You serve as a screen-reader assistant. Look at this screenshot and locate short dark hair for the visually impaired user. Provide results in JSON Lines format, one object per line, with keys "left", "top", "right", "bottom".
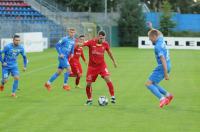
{"left": 79, "top": 35, "right": 85, "bottom": 38}
{"left": 13, "top": 35, "right": 20, "bottom": 39}
{"left": 98, "top": 30, "right": 106, "bottom": 36}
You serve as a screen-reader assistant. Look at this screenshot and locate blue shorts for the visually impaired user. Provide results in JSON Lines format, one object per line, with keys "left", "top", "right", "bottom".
{"left": 148, "top": 62, "right": 171, "bottom": 84}
{"left": 2, "top": 66, "right": 19, "bottom": 80}
{"left": 58, "top": 57, "right": 70, "bottom": 69}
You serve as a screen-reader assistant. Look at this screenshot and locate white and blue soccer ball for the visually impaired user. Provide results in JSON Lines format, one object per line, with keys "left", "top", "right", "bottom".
{"left": 98, "top": 96, "right": 108, "bottom": 106}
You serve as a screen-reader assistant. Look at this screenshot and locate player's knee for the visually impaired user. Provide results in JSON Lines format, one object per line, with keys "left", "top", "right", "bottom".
{"left": 145, "top": 81, "right": 152, "bottom": 87}
{"left": 14, "top": 76, "right": 20, "bottom": 80}
{"left": 66, "top": 67, "right": 71, "bottom": 72}
{"left": 3, "top": 79, "right": 8, "bottom": 84}
{"left": 104, "top": 76, "right": 111, "bottom": 82}
{"left": 57, "top": 70, "right": 62, "bottom": 75}
{"left": 86, "top": 83, "right": 92, "bottom": 88}
{"left": 77, "top": 73, "right": 82, "bottom": 77}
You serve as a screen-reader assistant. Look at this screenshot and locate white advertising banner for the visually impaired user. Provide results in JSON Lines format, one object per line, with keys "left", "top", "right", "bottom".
{"left": 1, "top": 32, "right": 48, "bottom": 52}
{"left": 138, "top": 37, "right": 200, "bottom": 50}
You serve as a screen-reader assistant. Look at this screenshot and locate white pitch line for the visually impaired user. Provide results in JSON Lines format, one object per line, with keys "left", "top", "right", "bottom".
{"left": 21, "top": 64, "right": 57, "bottom": 76}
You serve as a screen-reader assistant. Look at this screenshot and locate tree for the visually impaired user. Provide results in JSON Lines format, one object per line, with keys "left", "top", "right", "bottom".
{"left": 56, "top": 0, "right": 119, "bottom": 12}
{"left": 118, "top": 0, "right": 146, "bottom": 46}
{"left": 159, "top": 1, "right": 176, "bottom": 36}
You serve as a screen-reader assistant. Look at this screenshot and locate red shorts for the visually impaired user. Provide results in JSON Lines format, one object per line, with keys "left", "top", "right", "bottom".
{"left": 70, "top": 62, "right": 82, "bottom": 76}
{"left": 86, "top": 66, "right": 110, "bottom": 82}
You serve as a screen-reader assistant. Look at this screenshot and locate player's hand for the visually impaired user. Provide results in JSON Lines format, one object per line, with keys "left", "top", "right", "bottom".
{"left": 147, "top": 21, "right": 153, "bottom": 29}
{"left": 77, "top": 42, "right": 82, "bottom": 47}
{"left": 23, "top": 67, "right": 26, "bottom": 72}
{"left": 59, "top": 54, "right": 64, "bottom": 58}
{"left": 2, "top": 62, "right": 7, "bottom": 67}
{"left": 113, "top": 62, "right": 117, "bottom": 68}
{"left": 164, "top": 74, "right": 169, "bottom": 80}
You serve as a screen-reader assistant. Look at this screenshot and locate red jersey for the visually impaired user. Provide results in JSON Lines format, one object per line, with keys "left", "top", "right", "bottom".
{"left": 69, "top": 45, "right": 86, "bottom": 64}
{"left": 83, "top": 39, "right": 110, "bottom": 67}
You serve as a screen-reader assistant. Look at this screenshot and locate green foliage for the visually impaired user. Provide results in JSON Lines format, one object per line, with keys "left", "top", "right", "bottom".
{"left": 160, "top": 1, "right": 176, "bottom": 36}
{"left": 171, "top": 31, "right": 200, "bottom": 37}
{"left": 56, "top": 0, "right": 119, "bottom": 12}
{"left": 142, "top": 0, "right": 198, "bottom": 13}
{"left": 118, "top": 0, "right": 147, "bottom": 46}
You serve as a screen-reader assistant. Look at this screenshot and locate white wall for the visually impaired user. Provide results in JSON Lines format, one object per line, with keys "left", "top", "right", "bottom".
{"left": 138, "top": 37, "right": 200, "bottom": 50}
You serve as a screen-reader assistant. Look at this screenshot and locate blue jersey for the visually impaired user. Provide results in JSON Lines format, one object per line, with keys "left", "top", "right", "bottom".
{"left": 154, "top": 36, "right": 170, "bottom": 67}
{"left": 0, "top": 43, "right": 27, "bottom": 68}
{"left": 55, "top": 36, "right": 75, "bottom": 58}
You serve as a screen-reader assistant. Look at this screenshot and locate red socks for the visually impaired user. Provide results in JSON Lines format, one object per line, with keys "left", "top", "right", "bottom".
{"left": 107, "top": 81, "right": 115, "bottom": 96}
{"left": 76, "top": 77, "right": 80, "bottom": 85}
{"left": 86, "top": 86, "right": 92, "bottom": 100}
{"left": 86, "top": 81, "right": 114, "bottom": 100}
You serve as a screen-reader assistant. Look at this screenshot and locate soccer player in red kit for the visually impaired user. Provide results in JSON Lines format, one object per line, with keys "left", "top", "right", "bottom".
{"left": 79, "top": 31, "right": 117, "bottom": 105}
{"left": 69, "top": 35, "right": 87, "bottom": 88}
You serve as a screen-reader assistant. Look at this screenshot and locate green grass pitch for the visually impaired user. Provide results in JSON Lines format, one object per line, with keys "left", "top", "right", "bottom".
{"left": 0, "top": 47, "right": 200, "bottom": 132}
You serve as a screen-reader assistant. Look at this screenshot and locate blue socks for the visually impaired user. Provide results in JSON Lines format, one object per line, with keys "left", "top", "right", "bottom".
{"left": 64, "top": 72, "right": 70, "bottom": 84}
{"left": 146, "top": 84, "right": 169, "bottom": 100}
{"left": 155, "top": 84, "right": 168, "bottom": 96}
{"left": 147, "top": 84, "right": 163, "bottom": 99}
{"left": 12, "top": 80, "right": 19, "bottom": 93}
{"left": 49, "top": 73, "right": 59, "bottom": 83}
{"left": 48, "top": 71, "right": 70, "bottom": 85}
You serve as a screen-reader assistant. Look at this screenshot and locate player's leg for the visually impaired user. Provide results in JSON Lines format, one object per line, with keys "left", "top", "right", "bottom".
{"left": 75, "top": 74, "right": 81, "bottom": 88}
{"left": 145, "top": 80, "right": 163, "bottom": 99}
{"left": 75, "top": 64, "right": 82, "bottom": 88}
{"left": 45, "top": 68, "right": 63, "bottom": 91}
{"left": 69, "top": 63, "right": 76, "bottom": 77}
{"left": 154, "top": 84, "right": 173, "bottom": 105}
{"left": 100, "top": 67, "right": 116, "bottom": 103}
{"left": 85, "top": 67, "right": 97, "bottom": 105}
{"left": 11, "top": 76, "right": 19, "bottom": 97}
{"left": 103, "top": 76, "right": 116, "bottom": 103}
{"left": 154, "top": 64, "right": 173, "bottom": 104}
{"left": 11, "top": 67, "right": 20, "bottom": 97}
{"left": 85, "top": 82, "right": 93, "bottom": 105}
{"left": 0, "top": 67, "right": 9, "bottom": 91}
{"left": 145, "top": 80, "right": 169, "bottom": 108}
{"left": 63, "top": 66, "right": 71, "bottom": 91}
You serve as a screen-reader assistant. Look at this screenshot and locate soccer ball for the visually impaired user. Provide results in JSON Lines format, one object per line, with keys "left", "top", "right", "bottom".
{"left": 98, "top": 96, "right": 108, "bottom": 106}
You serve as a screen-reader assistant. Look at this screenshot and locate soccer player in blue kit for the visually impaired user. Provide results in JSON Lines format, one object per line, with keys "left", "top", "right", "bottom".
{"left": 0, "top": 35, "right": 27, "bottom": 97}
{"left": 44, "top": 28, "right": 76, "bottom": 91}
{"left": 145, "top": 29, "right": 174, "bottom": 108}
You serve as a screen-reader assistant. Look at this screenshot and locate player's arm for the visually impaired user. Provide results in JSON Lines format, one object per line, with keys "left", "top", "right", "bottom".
{"left": 107, "top": 49, "right": 117, "bottom": 68}
{"left": 20, "top": 47, "right": 27, "bottom": 71}
{"left": 0, "top": 50, "right": 3, "bottom": 64}
{"left": 147, "top": 21, "right": 154, "bottom": 30}
{"left": 81, "top": 50, "right": 87, "bottom": 65}
{"left": 156, "top": 44, "right": 169, "bottom": 80}
{"left": 0, "top": 46, "right": 8, "bottom": 66}
{"left": 68, "top": 44, "right": 74, "bottom": 61}
{"left": 78, "top": 40, "right": 90, "bottom": 47}
{"left": 56, "top": 38, "right": 65, "bottom": 58}
{"left": 160, "top": 56, "right": 169, "bottom": 80}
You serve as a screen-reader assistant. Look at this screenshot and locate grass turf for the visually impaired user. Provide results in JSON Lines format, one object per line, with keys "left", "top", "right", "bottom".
{"left": 0, "top": 47, "right": 200, "bottom": 132}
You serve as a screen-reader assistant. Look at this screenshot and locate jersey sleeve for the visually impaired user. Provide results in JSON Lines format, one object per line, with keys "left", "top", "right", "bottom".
{"left": 155, "top": 44, "right": 164, "bottom": 57}
{"left": 83, "top": 40, "right": 92, "bottom": 47}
